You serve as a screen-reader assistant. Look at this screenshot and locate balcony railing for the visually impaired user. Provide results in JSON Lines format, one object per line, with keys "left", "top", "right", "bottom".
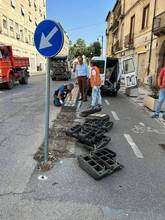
{"left": 153, "top": 12, "right": 165, "bottom": 36}
{"left": 124, "top": 34, "right": 134, "bottom": 49}
{"left": 112, "top": 20, "right": 119, "bottom": 32}
{"left": 112, "top": 40, "right": 122, "bottom": 53}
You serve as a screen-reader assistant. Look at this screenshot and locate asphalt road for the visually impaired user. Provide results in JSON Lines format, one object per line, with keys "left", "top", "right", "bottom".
{"left": 0, "top": 75, "right": 60, "bottom": 194}
{"left": 0, "top": 85, "right": 165, "bottom": 220}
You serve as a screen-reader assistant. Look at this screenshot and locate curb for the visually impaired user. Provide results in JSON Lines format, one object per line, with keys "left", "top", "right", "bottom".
{"left": 30, "top": 72, "right": 45, "bottom": 77}
{"left": 62, "top": 86, "right": 79, "bottom": 112}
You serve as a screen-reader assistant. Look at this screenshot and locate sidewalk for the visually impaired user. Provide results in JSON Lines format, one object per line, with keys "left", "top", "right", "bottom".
{"left": 120, "top": 86, "right": 165, "bottom": 127}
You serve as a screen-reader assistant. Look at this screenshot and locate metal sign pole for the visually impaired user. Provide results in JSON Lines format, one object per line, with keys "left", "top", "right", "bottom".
{"left": 34, "top": 20, "right": 64, "bottom": 164}
{"left": 44, "top": 58, "right": 50, "bottom": 163}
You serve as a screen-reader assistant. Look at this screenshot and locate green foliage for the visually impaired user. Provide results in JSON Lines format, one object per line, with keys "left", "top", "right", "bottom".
{"left": 69, "top": 38, "right": 102, "bottom": 60}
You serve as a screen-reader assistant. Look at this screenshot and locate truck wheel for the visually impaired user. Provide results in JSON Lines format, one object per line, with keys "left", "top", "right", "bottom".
{"left": 19, "top": 74, "right": 28, "bottom": 85}
{"left": 22, "top": 75, "right": 29, "bottom": 84}
{"left": 7, "top": 74, "right": 14, "bottom": 89}
{"left": 113, "top": 91, "right": 118, "bottom": 97}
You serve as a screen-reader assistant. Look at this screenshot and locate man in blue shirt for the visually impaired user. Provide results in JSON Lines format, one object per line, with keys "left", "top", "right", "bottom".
{"left": 75, "top": 56, "right": 89, "bottom": 102}
{"left": 53, "top": 83, "right": 74, "bottom": 106}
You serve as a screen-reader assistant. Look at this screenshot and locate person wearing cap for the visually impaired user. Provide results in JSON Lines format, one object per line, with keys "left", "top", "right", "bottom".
{"left": 90, "top": 61, "right": 102, "bottom": 109}
{"left": 53, "top": 83, "right": 74, "bottom": 107}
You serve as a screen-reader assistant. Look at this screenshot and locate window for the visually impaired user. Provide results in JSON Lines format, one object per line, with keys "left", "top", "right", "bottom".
{"left": 120, "top": 23, "right": 124, "bottom": 48}
{"left": 142, "top": 4, "right": 149, "bottom": 29}
{"left": 15, "top": 23, "right": 20, "bottom": 39}
{"left": 0, "top": 48, "right": 9, "bottom": 58}
{"left": 130, "top": 15, "right": 135, "bottom": 42}
{"left": 43, "top": 0, "right": 45, "bottom": 7}
{"left": 34, "top": 2, "right": 37, "bottom": 11}
{"left": 15, "top": 23, "right": 19, "bottom": 34}
{"left": 24, "top": 29, "right": 28, "bottom": 43}
{"left": 11, "top": 0, "right": 16, "bottom": 8}
{"left": 39, "top": 8, "right": 42, "bottom": 17}
{"left": 20, "top": 26, "right": 24, "bottom": 41}
{"left": 28, "top": 32, "right": 31, "bottom": 44}
{"left": 29, "top": 12, "right": 32, "bottom": 22}
{"left": 123, "top": 59, "right": 135, "bottom": 74}
{"left": 9, "top": 19, "right": 14, "bottom": 37}
{"left": 35, "top": 18, "right": 37, "bottom": 27}
{"left": 0, "top": 50, "right": 2, "bottom": 59}
{"left": 21, "top": 5, "right": 25, "bottom": 16}
{"left": 2, "top": 15, "right": 8, "bottom": 34}
{"left": 28, "top": 0, "right": 31, "bottom": 7}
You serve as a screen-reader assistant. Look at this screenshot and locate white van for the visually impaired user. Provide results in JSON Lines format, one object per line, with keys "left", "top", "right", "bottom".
{"left": 91, "top": 56, "right": 137, "bottom": 96}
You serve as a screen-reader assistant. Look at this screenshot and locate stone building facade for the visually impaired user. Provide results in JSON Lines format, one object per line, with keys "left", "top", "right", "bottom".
{"left": 0, "top": 0, "right": 47, "bottom": 73}
{"left": 106, "top": 0, "right": 165, "bottom": 85}
{"left": 0, "top": 0, "right": 70, "bottom": 73}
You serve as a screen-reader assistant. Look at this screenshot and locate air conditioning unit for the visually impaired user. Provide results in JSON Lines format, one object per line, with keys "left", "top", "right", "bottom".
{"left": 16, "top": 34, "right": 20, "bottom": 39}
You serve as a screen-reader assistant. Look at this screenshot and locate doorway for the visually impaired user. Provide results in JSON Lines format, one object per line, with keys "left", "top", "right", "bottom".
{"left": 158, "top": 40, "right": 165, "bottom": 72}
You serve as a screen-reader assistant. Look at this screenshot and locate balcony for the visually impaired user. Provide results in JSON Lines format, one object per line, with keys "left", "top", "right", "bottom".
{"left": 112, "top": 40, "right": 122, "bottom": 53}
{"left": 112, "top": 20, "right": 119, "bottom": 33}
{"left": 153, "top": 12, "right": 165, "bottom": 36}
{"left": 124, "top": 34, "right": 134, "bottom": 49}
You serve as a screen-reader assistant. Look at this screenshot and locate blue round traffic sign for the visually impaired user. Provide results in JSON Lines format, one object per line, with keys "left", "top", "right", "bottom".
{"left": 34, "top": 20, "right": 64, "bottom": 57}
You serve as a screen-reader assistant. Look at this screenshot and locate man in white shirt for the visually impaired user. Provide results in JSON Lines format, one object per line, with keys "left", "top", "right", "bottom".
{"left": 75, "top": 56, "right": 89, "bottom": 102}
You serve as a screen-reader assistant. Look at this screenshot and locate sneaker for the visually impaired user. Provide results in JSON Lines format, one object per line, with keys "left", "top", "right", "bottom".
{"left": 78, "top": 98, "right": 83, "bottom": 101}
{"left": 151, "top": 114, "right": 159, "bottom": 119}
{"left": 97, "top": 104, "right": 102, "bottom": 108}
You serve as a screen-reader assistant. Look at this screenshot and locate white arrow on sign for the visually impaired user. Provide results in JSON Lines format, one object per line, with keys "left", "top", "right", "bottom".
{"left": 39, "top": 26, "right": 58, "bottom": 50}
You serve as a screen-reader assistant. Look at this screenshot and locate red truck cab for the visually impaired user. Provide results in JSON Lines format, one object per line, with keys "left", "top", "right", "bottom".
{"left": 0, "top": 45, "right": 30, "bottom": 89}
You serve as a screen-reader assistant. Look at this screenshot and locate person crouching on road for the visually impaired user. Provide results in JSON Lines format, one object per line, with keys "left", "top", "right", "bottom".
{"left": 53, "top": 83, "right": 74, "bottom": 107}
{"left": 75, "top": 56, "right": 89, "bottom": 102}
{"left": 90, "top": 61, "right": 102, "bottom": 109}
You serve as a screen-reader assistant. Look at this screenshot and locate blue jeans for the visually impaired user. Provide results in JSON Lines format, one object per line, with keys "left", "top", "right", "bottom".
{"left": 155, "top": 88, "right": 165, "bottom": 116}
{"left": 91, "top": 86, "right": 102, "bottom": 107}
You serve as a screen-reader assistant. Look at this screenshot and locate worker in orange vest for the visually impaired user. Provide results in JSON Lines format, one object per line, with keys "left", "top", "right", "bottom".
{"left": 90, "top": 61, "right": 102, "bottom": 109}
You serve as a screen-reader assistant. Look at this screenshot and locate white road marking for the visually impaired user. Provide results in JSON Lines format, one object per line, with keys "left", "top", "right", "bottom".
{"left": 139, "top": 122, "right": 145, "bottom": 127}
{"left": 105, "top": 99, "right": 110, "bottom": 106}
{"left": 111, "top": 111, "right": 120, "bottom": 121}
{"left": 0, "top": 91, "right": 4, "bottom": 94}
{"left": 124, "top": 134, "right": 144, "bottom": 159}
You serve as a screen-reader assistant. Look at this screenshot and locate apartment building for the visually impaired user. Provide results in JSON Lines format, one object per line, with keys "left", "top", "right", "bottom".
{"left": 106, "top": 0, "right": 165, "bottom": 85}
{"left": 0, "top": 0, "right": 46, "bottom": 73}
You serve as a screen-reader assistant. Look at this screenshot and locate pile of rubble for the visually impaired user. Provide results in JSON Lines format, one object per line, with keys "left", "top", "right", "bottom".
{"left": 66, "top": 113, "right": 123, "bottom": 180}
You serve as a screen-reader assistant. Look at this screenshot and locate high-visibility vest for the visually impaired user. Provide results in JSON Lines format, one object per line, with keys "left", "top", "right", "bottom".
{"left": 90, "top": 66, "right": 101, "bottom": 88}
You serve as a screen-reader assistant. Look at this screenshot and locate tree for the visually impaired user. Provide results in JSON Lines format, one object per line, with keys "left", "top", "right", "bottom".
{"left": 85, "top": 42, "right": 101, "bottom": 58}
{"left": 92, "top": 41, "right": 102, "bottom": 56}
{"left": 69, "top": 38, "right": 87, "bottom": 59}
{"left": 69, "top": 39, "right": 102, "bottom": 60}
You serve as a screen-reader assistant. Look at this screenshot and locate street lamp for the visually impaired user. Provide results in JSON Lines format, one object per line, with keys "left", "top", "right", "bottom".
{"left": 97, "top": 35, "right": 104, "bottom": 56}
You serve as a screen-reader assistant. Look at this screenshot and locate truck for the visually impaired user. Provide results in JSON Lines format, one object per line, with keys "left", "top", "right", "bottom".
{"left": 50, "top": 56, "right": 71, "bottom": 81}
{"left": 0, "top": 45, "right": 30, "bottom": 89}
{"left": 91, "top": 56, "right": 137, "bottom": 96}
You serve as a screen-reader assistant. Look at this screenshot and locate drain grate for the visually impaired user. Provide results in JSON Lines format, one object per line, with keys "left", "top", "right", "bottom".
{"left": 159, "top": 144, "right": 165, "bottom": 150}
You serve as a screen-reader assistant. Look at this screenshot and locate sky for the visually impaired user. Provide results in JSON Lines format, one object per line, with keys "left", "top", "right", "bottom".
{"left": 47, "top": 0, "right": 116, "bottom": 45}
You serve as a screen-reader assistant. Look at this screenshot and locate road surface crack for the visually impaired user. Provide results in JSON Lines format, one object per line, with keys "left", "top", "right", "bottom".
{"left": 0, "top": 191, "right": 34, "bottom": 198}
